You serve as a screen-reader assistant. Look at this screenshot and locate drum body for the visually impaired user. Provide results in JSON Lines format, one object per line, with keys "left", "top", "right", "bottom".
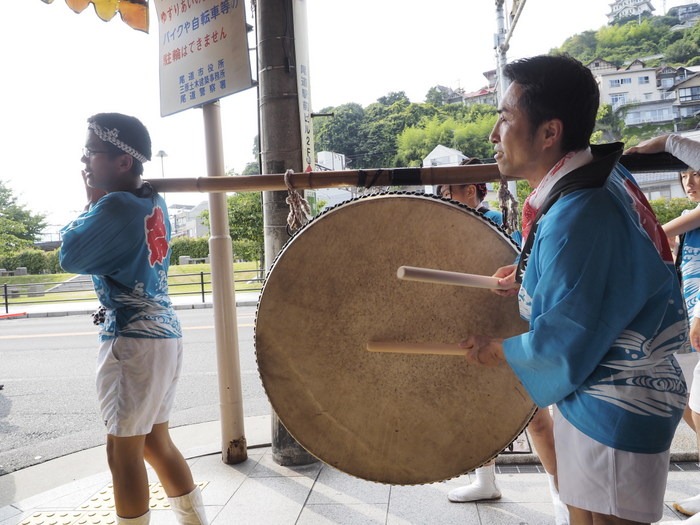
{"left": 255, "top": 193, "right": 535, "bottom": 485}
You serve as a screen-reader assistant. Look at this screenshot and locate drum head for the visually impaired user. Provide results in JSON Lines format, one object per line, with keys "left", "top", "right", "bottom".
{"left": 255, "top": 193, "right": 534, "bottom": 485}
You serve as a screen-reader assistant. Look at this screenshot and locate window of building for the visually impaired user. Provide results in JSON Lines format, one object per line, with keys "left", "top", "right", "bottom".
{"left": 621, "top": 77, "right": 632, "bottom": 85}
{"left": 679, "top": 86, "right": 700, "bottom": 102}
{"left": 638, "top": 76, "right": 650, "bottom": 84}
{"left": 611, "top": 93, "right": 627, "bottom": 106}
{"left": 645, "top": 186, "right": 671, "bottom": 200}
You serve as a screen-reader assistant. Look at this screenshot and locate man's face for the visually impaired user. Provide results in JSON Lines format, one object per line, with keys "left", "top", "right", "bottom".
{"left": 81, "top": 131, "right": 121, "bottom": 191}
{"left": 489, "top": 83, "right": 539, "bottom": 181}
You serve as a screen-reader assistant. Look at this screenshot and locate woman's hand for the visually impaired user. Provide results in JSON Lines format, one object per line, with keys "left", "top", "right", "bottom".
{"left": 624, "top": 135, "right": 669, "bottom": 155}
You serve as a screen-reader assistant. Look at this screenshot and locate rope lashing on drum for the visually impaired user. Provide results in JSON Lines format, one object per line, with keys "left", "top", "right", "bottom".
{"left": 284, "top": 168, "right": 312, "bottom": 234}
{"left": 498, "top": 175, "right": 520, "bottom": 235}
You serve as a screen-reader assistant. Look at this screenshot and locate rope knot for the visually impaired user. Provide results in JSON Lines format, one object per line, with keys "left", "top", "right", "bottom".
{"left": 284, "top": 169, "right": 311, "bottom": 233}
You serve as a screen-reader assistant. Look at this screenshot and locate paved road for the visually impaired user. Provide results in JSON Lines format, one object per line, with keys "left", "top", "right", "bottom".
{"left": 0, "top": 306, "right": 269, "bottom": 475}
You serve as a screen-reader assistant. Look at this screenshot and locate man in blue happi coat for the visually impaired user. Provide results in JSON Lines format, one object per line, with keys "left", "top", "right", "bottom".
{"left": 462, "top": 55, "right": 688, "bottom": 525}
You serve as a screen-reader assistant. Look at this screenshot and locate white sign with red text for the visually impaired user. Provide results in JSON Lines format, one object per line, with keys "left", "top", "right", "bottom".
{"left": 156, "top": 0, "right": 253, "bottom": 117}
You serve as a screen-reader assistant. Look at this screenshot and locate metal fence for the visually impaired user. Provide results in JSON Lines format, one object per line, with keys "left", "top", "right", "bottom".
{"left": 1, "top": 271, "right": 264, "bottom": 314}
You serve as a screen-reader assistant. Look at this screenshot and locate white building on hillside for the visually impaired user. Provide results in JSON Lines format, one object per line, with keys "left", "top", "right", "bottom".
{"left": 587, "top": 58, "right": 700, "bottom": 127}
{"left": 607, "top": 0, "right": 654, "bottom": 24}
{"left": 422, "top": 145, "right": 467, "bottom": 167}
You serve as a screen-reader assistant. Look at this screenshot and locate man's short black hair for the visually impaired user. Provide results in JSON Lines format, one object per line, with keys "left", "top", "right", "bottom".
{"left": 503, "top": 54, "right": 599, "bottom": 152}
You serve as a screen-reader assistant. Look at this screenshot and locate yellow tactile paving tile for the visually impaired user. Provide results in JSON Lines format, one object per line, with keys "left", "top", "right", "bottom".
{"left": 79, "top": 481, "right": 207, "bottom": 511}
{"left": 20, "top": 482, "right": 208, "bottom": 524}
{"left": 20, "top": 511, "right": 115, "bottom": 525}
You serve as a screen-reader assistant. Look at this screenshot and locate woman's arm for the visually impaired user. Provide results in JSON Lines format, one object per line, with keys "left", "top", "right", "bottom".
{"left": 663, "top": 206, "right": 700, "bottom": 238}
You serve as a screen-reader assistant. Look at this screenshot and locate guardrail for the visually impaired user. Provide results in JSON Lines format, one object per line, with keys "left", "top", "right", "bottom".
{"left": 1, "top": 271, "right": 264, "bottom": 314}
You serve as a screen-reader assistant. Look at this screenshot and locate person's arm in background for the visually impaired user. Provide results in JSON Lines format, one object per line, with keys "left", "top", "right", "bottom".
{"left": 625, "top": 134, "right": 700, "bottom": 170}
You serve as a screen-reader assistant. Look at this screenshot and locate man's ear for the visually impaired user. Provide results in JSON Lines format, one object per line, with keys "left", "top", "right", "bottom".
{"left": 541, "top": 119, "right": 564, "bottom": 149}
{"left": 116, "top": 153, "right": 134, "bottom": 173}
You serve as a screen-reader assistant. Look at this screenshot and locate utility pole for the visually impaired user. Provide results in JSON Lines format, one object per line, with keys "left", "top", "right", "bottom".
{"left": 495, "top": 0, "right": 526, "bottom": 199}
{"left": 495, "top": 0, "right": 526, "bottom": 104}
{"left": 495, "top": 0, "right": 509, "bottom": 104}
{"left": 256, "top": 0, "right": 317, "bottom": 467}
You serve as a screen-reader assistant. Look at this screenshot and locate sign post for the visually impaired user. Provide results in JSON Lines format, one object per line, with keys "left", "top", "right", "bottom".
{"left": 156, "top": 0, "right": 254, "bottom": 464}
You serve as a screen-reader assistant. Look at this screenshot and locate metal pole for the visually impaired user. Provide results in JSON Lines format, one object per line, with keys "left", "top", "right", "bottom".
{"left": 257, "top": 0, "right": 317, "bottom": 467}
{"left": 495, "top": 0, "right": 509, "bottom": 104}
{"left": 495, "top": 0, "right": 518, "bottom": 199}
{"left": 202, "top": 101, "right": 247, "bottom": 464}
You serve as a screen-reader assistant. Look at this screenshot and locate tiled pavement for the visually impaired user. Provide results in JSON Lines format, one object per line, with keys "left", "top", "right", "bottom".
{"left": 3, "top": 297, "right": 700, "bottom": 524}
{"left": 1, "top": 415, "right": 700, "bottom": 525}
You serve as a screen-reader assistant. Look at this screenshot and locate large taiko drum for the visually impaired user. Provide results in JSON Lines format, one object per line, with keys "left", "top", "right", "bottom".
{"left": 255, "top": 193, "right": 535, "bottom": 485}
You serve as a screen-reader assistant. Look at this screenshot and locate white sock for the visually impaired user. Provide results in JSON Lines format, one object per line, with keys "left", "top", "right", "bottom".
{"left": 547, "top": 474, "right": 569, "bottom": 525}
{"left": 447, "top": 464, "right": 501, "bottom": 502}
{"left": 665, "top": 511, "right": 700, "bottom": 525}
{"left": 675, "top": 493, "right": 700, "bottom": 516}
{"left": 116, "top": 510, "right": 150, "bottom": 524}
{"left": 169, "top": 486, "right": 208, "bottom": 525}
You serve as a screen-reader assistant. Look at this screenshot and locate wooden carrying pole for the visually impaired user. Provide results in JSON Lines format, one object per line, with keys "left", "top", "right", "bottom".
{"left": 145, "top": 153, "right": 685, "bottom": 194}
{"left": 147, "top": 163, "right": 507, "bottom": 193}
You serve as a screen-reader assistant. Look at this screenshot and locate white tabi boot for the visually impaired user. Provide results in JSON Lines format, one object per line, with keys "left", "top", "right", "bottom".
{"left": 547, "top": 474, "right": 570, "bottom": 525}
{"left": 676, "top": 493, "right": 700, "bottom": 516}
{"left": 169, "top": 486, "right": 208, "bottom": 525}
{"left": 448, "top": 463, "right": 501, "bottom": 502}
{"left": 665, "top": 511, "right": 700, "bottom": 525}
{"left": 116, "top": 510, "right": 150, "bottom": 524}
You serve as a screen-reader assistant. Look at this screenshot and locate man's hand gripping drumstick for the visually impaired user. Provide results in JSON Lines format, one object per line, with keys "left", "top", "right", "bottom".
{"left": 367, "top": 263, "right": 519, "bottom": 364}
{"left": 461, "top": 263, "right": 516, "bottom": 366}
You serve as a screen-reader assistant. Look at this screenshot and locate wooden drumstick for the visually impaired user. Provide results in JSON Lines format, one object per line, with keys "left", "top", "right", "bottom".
{"left": 397, "top": 266, "right": 517, "bottom": 290}
{"left": 366, "top": 341, "right": 467, "bottom": 356}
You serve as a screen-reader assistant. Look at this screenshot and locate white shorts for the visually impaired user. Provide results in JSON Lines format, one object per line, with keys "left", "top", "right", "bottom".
{"left": 96, "top": 337, "right": 183, "bottom": 437}
{"left": 676, "top": 351, "right": 698, "bottom": 393}
{"left": 689, "top": 356, "right": 700, "bottom": 413}
{"left": 553, "top": 408, "right": 669, "bottom": 523}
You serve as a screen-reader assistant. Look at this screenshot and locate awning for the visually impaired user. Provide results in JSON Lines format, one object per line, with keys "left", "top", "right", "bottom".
{"left": 40, "top": 0, "right": 149, "bottom": 33}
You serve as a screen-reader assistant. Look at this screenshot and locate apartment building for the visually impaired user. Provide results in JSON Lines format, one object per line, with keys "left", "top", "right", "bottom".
{"left": 587, "top": 57, "right": 700, "bottom": 127}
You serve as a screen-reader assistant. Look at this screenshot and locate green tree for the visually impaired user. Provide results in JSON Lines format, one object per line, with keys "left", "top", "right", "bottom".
{"left": 594, "top": 103, "right": 626, "bottom": 143}
{"left": 241, "top": 161, "right": 260, "bottom": 175}
{"left": 170, "top": 237, "right": 210, "bottom": 263}
{"left": 227, "top": 192, "right": 264, "bottom": 267}
{"left": 516, "top": 180, "right": 533, "bottom": 205}
{"left": 314, "top": 103, "right": 365, "bottom": 166}
{"left": 201, "top": 190, "right": 264, "bottom": 267}
{"left": 0, "top": 181, "right": 46, "bottom": 259}
{"left": 559, "top": 30, "right": 599, "bottom": 64}
{"left": 666, "top": 39, "right": 700, "bottom": 63}
{"left": 425, "top": 86, "right": 445, "bottom": 106}
{"left": 649, "top": 197, "right": 697, "bottom": 225}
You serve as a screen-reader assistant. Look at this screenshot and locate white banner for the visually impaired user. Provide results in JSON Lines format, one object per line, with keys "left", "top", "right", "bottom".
{"left": 293, "top": 0, "right": 314, "bottom": 172}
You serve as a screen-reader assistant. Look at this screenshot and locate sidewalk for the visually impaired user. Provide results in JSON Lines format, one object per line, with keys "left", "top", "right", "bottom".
{"left": 0, "top": 291, "right": 261, "bottom": 319}
{"left": 2, "top": 299, "right": 700, "bottom": 524}
{"left": 1, "top": 414, "right": 699, "bottom": 525}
